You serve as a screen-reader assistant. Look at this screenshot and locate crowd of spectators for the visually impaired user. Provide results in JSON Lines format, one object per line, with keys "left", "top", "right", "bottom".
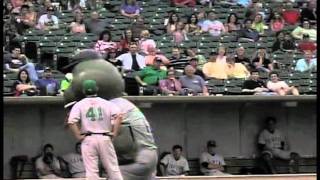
{"left": 3, "top": 0, "right": 317, "bottom": 97}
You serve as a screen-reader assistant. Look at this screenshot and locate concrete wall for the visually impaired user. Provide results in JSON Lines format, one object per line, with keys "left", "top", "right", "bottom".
{"left": 3, "top": 100, "right": 316, "bottom": 179}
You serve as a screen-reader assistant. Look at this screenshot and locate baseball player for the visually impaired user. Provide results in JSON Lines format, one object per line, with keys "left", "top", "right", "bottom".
{"left": 110, "top": 97, "right": 158, "bottom": 180}
{"left": 67, "top": 79, "right": 123, "bottom": 180}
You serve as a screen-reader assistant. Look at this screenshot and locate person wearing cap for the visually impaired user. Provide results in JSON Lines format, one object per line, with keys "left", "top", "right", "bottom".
{"left": 200, "top": 140, "right": 227, "bottom": 176}
{"left": 258, "top": 117, "right": 300, "bottom": 174}
{"left": 135, "top": 58, "right": 167, "bottom": 95}
{"left": 160, "top": 145, "right": 190, "bottom": 176}
{"left": 159, "top": 69, "right": 182, "bottom": 96}
{"left": 67, "top": 79, "right": 123, "bottom": 180}
{"left": 37, "top": 6, "right": 59, "bottom": 30}
{"left": 35, "top": 67, "right": 60, "bottom": 96}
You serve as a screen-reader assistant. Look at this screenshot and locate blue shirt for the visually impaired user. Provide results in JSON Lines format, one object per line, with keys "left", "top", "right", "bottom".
{"left": 236, "top": 0, "right": 251, "bottom": 7}
{"left": 295, "top": 58, "right": 317, "bottom": 72}
{"left": 121, "top": 4, "right": 140, "bottom": 14}
{"left": 35, "top": 78, "right": 60, "bottom": 95}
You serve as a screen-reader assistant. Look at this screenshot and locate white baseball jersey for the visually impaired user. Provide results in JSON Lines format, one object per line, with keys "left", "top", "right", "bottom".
{"left": 258, "top": 129, "right": 285, "bottom": 149}
{"left": 161, "top": 154, "right": 190, "bottom": 176}
{"left": 62, "top": 153, "right": 85, "bottom": 175}
{"left": 110, "top": 97, "right": 157, "bottom": 149}
{"left": 200, "top": 152, "right": 226, "bottom": 175}
{"left": 68, "top": 97, "right": 120, "bottom": 133}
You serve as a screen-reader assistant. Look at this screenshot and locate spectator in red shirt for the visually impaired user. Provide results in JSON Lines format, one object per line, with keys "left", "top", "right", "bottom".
{"left": 171, "top": 0, "right": 196, "bottom": 7}
{"left": 119, "top": 29, "right": 135, "bottom": 53}
{"left": 297, "top": 34, "right": 317, "bottom": 53}
{"left": 282, "top": 2, "right": 300, "bottom": 25}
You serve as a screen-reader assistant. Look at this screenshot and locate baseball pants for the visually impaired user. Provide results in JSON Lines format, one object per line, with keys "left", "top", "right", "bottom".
{"left": 81, "top": 135, "right": 123, "bottom": 180}
{"left": 120, "top": 148, "right": 158, "bottom": 180}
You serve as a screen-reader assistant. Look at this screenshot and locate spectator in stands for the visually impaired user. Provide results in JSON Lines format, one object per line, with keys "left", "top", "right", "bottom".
{"left": 291, "top": 19, "right": 316, "bottom": 41}
{"left": 235, "top": 0, "right": 252, "bottom": 8}
{"left": 59, "top": 73, "right": 73, "bottom": 95}
{"left": 3, "top": 44, "right": 38, "bottom": 82}
{"left": 119, "top": 29, "right": 135, "bottom": 53}
{"left": 172, "top": 0, "right": 196, "bottom": 7}
{"left": 270, "top": 12, "right": 285, "bottom": 32}
{"left": 139, "top": 30, "right": 157, "bottom": 55}
{"left": 300, "top": 1, "right": 316, "bottom": 24}
{"left": 145, "top": 46, "right": 170, "bottom": 66}
{"left": 266, "top": 71, "right": 299, "bottom": 96}
{"left": 234, "top": 47, "right": 251, "bottom": 70}
{"left": 251, "top": 13, "right": 266, "bottom": 35}
{"left": 37, "top": 6, "right": 59, "bottom": 30}
{"left": 226, "top": 57, "right": 250, "bottom": 79}
{"left": 169, "top": 47, "right": 189, "bottom": 69}
{"left": 62, "top": 142, "right": 85, "bottom": 178}
{"left": 224, "top": 13, "right": 241, "bottom": 33}
{"left": 69, "top": 12, "right": 86, "bottom": 34}
{"left": 85, "top": 11, "right": 111, "bottom": 36}
{"left": 35, "top": 67, "right": 60, "bottom": 96}
{"left": 120, "top": 0, "right": 140, "bottom": 19}
{"left": 106, "top": 48, "right": 123, "bottom": 72}
{"left": 242, "top": 70, "right": 270, "bottom": 95}
{"left": 131, "top": 16, "right": 147, "bottom": 39}
{"left": 258, "top": 117, "right": 300, "bottom": 174}
{"left": 160, "top": 145, "right": 190, "bottom": 176}
{"left": 297, "top": 34, "right": 317, "bottom": 53}
{"left": 159, "top": 70, "right": 182, "bottom": 95}
{"left": 173, "top": 21, "right": 188, "bottom": 44}
{"left": 180, "top": 65, "right": 209, "bottom": 96}
{"left": 199, "top": 0, "right": 214, "bottom": 7}
{"left": 200, "top": 140, "right": 227, "bottom": 175}
{"left": 166, "top": 12, "right": 180, "bottom": 34}
{"left": 202, "top": 53, "right": 228, "bottom": 80}
{"left": 135, "top": 58, "right": 167, "bottom": 95}
{"left": 13, "top": 69, "right": 38, "bottom": 96}
{"left": 282, "top": 2, "right": 300, "bottom": 25}
{"left": 215, "top": 46, "right": 227, "bottom": 64}
{"left": 237, "top": 19, "right": 260, "bottom": 42}
{"left": 11, "top": 0, "right": 24, "bottom": 9}
{"left": 294, "top": 50, "right": 317, "bottom": 72}
{"left": 185, "top": 48, "right": 207, "bottom": 69}
{"left": 14, "top": 5, "right": 37, "bottom": 35}
{"left": 187, "top": 58, "right": 205, "bottom": 79}
{"left": 251, "top": 47, "right": 273, "bottom": 73}
{"left": 184, "top": 13, "right": 201, "bottom": 36}
{"left": 35, "top": 144, "right": 63, "bottom": 179}
{"left": 199, "top": 11, "right": 226, "bottom": 37}
{"left": 116, "top": 41, "right": 146, "bottom": 72}
{"left": 245, "top": 2, "right": 265, "bottom": 21}
{"left": 38, "top": 0, "right": 58, "bottom": 16}
{"left": 94, "top": 30, "right": 118, "bottom": 57}
{"left": 4, "top": 2, "right": 14, "bottom": 17}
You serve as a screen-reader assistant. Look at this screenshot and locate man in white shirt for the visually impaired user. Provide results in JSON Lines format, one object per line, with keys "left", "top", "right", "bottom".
{"left": 258, "top": 117, "right": 300, "bottom": 174}
{"left": 37, "top": 6, "right": 59, "bottom": 30}
{"left": 116, "top": 42, "right": 145, "bottom": 72}
{"left": 200, "top": 140, "right": 227, "bottom": 176}
{"left": 160, "top": 145, "right": 190, "bottom": 176}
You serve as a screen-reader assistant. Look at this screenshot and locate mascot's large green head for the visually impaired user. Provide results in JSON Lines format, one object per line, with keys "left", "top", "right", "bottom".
{"left": 63, "top": 49, "right": 125, "bottom": 103}
{"left": 64, "top": 49, "right": 137, "bottom": 165}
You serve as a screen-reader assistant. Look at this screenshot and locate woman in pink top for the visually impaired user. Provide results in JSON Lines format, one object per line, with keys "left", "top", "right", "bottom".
{"left": 266, "top": 71, "right": 299, "bottom": 96}
{"left": 173, "top": 21, "right": 187, "bottom": 44}
{"left": 69, "top": 13, "right": 86, "bottom": 34}
{"left": 270, "top": 13, "right": 284, "bottom": 32}
{"left": 139, "top": 30, "right": 156, "bottom": 55}
{"left": 215, "top": 46, "right": 227, "bottom": 64}
{"left": 94, "top": 30, "right": 118, "bottom": 55}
